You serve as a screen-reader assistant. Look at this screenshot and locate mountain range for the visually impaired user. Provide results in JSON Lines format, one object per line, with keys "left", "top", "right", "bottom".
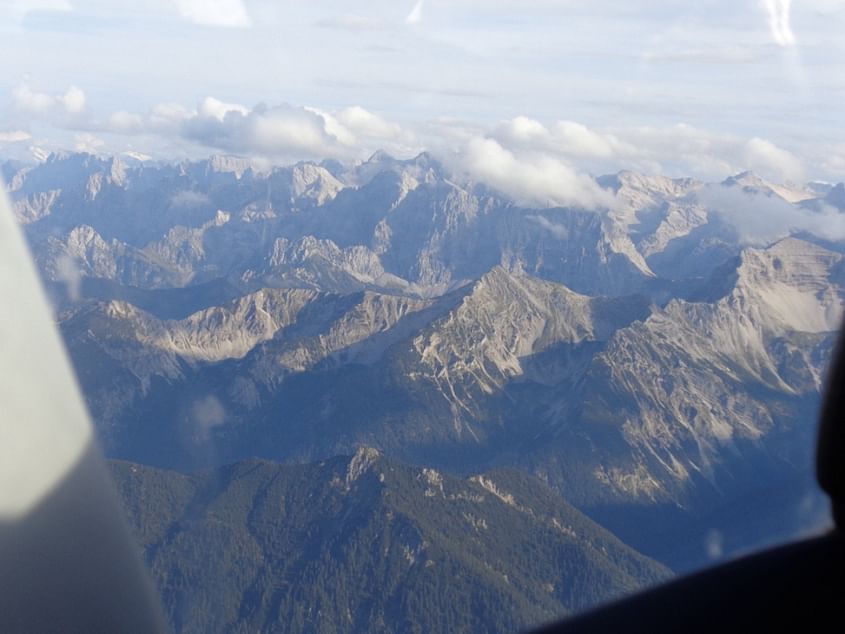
{"left": 110, "top": 450, "right": 670, "bottom": 633}
{"left": 4, "top": 150, "right": 842, "bottom": 628}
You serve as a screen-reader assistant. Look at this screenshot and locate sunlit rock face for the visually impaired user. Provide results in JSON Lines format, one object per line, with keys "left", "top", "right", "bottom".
{"left": 7, "top": 151, "right": 843, "bottom": 569}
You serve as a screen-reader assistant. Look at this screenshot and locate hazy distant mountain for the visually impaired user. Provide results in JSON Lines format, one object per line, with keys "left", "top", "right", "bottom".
{"left": 7, "top": 151, "right": 842, "bottom": 571}
{"left": 9, "top": 151, "right": 684, "bottom": 299}
{"left": 110, "top": 450, "right": 670, "bottom": 634}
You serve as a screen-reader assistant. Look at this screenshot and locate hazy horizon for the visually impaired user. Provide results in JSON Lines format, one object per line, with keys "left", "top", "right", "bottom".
{"left": 3, "top": 2, "right": 845, "bottom": 197}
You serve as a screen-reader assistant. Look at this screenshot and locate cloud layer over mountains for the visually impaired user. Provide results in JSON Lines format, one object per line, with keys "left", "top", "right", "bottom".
{"left": 5, "top": 1, "right": 845, "bottom": 192}
{"left": 3, "top": 82, "right": 826, "bottom": 212}
{"left": 4, "top": 84, "right": 845, "bottom": 242}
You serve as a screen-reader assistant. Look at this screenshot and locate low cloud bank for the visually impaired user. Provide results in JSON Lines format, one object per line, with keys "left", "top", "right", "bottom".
{"left": 10, "top": 84, "right": 845, "bottom": 232}
{"left": 93, "top": 97, "right": 416, "bottom": 164}
{"left": 698, "top": 184, "right": 845, "bottom": 244}
{"left": 13, "top": 84, "right": 86, "bottom": 116}
{"left": 453, "top": 137, "right": 615, "bottom": 209}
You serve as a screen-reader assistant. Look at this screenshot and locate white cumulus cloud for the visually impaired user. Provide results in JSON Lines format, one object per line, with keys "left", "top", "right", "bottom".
{"left": 12, "top": 84, "right": 87, "bottom": 116}
{"left": 12, "top": 84, "right": 56, "bottom": 114}
{"left": 456, "top": 136, "right": 615, "bottom": 210}
{"left": 743, "top": 137, "right": 804, "bottom": 183}
{"left": 197, "top": 96, "right": 250, "bottom": 121}
{"left": 95, "top": 97, "right": 414, "bottom": 162}
{"left": 488, "top": 116, "right": 641, "bottom": 184}
{"left": 551, "top": 121, "right": 635, "bottom": 160}
{"left": 61, "top": 86, "right": 87, "bottom": 114}
{"left": 8, "top": 80, "right": 825, "bottom": 189}
{"left": 336, "top": 106, "right": 405, "bottom": 141}
{"left": 497, "top": 116, "right": 548, "bottom": 145}
{"left": 181, "top": 102, "right": 348, "bottom": 159}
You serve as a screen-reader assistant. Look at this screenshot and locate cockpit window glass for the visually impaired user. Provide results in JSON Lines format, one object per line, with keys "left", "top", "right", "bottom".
{"left": 2, "top": 2, "right": 840, "bottom": 631}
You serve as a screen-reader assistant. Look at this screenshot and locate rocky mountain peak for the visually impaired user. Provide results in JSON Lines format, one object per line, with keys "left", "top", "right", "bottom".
{"left": 346, "top": 446, "right": 383, "bottom": 486}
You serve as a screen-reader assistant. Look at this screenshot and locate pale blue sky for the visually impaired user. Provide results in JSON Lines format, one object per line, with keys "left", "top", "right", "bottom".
{"left": 2, "top": 0, "right": 845, "bottom": 186}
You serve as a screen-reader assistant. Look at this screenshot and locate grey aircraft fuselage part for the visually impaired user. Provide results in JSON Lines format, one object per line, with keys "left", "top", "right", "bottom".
{"left": 0, "top": 184, "right": 167, "bottom": 632}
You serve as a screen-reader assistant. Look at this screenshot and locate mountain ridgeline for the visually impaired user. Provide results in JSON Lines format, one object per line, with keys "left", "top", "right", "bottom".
{"left": 5, "top": 151, "right": 843, "bottom": 626}
{"left": 110, "top": 450, "right": 670, "bottom": 633}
